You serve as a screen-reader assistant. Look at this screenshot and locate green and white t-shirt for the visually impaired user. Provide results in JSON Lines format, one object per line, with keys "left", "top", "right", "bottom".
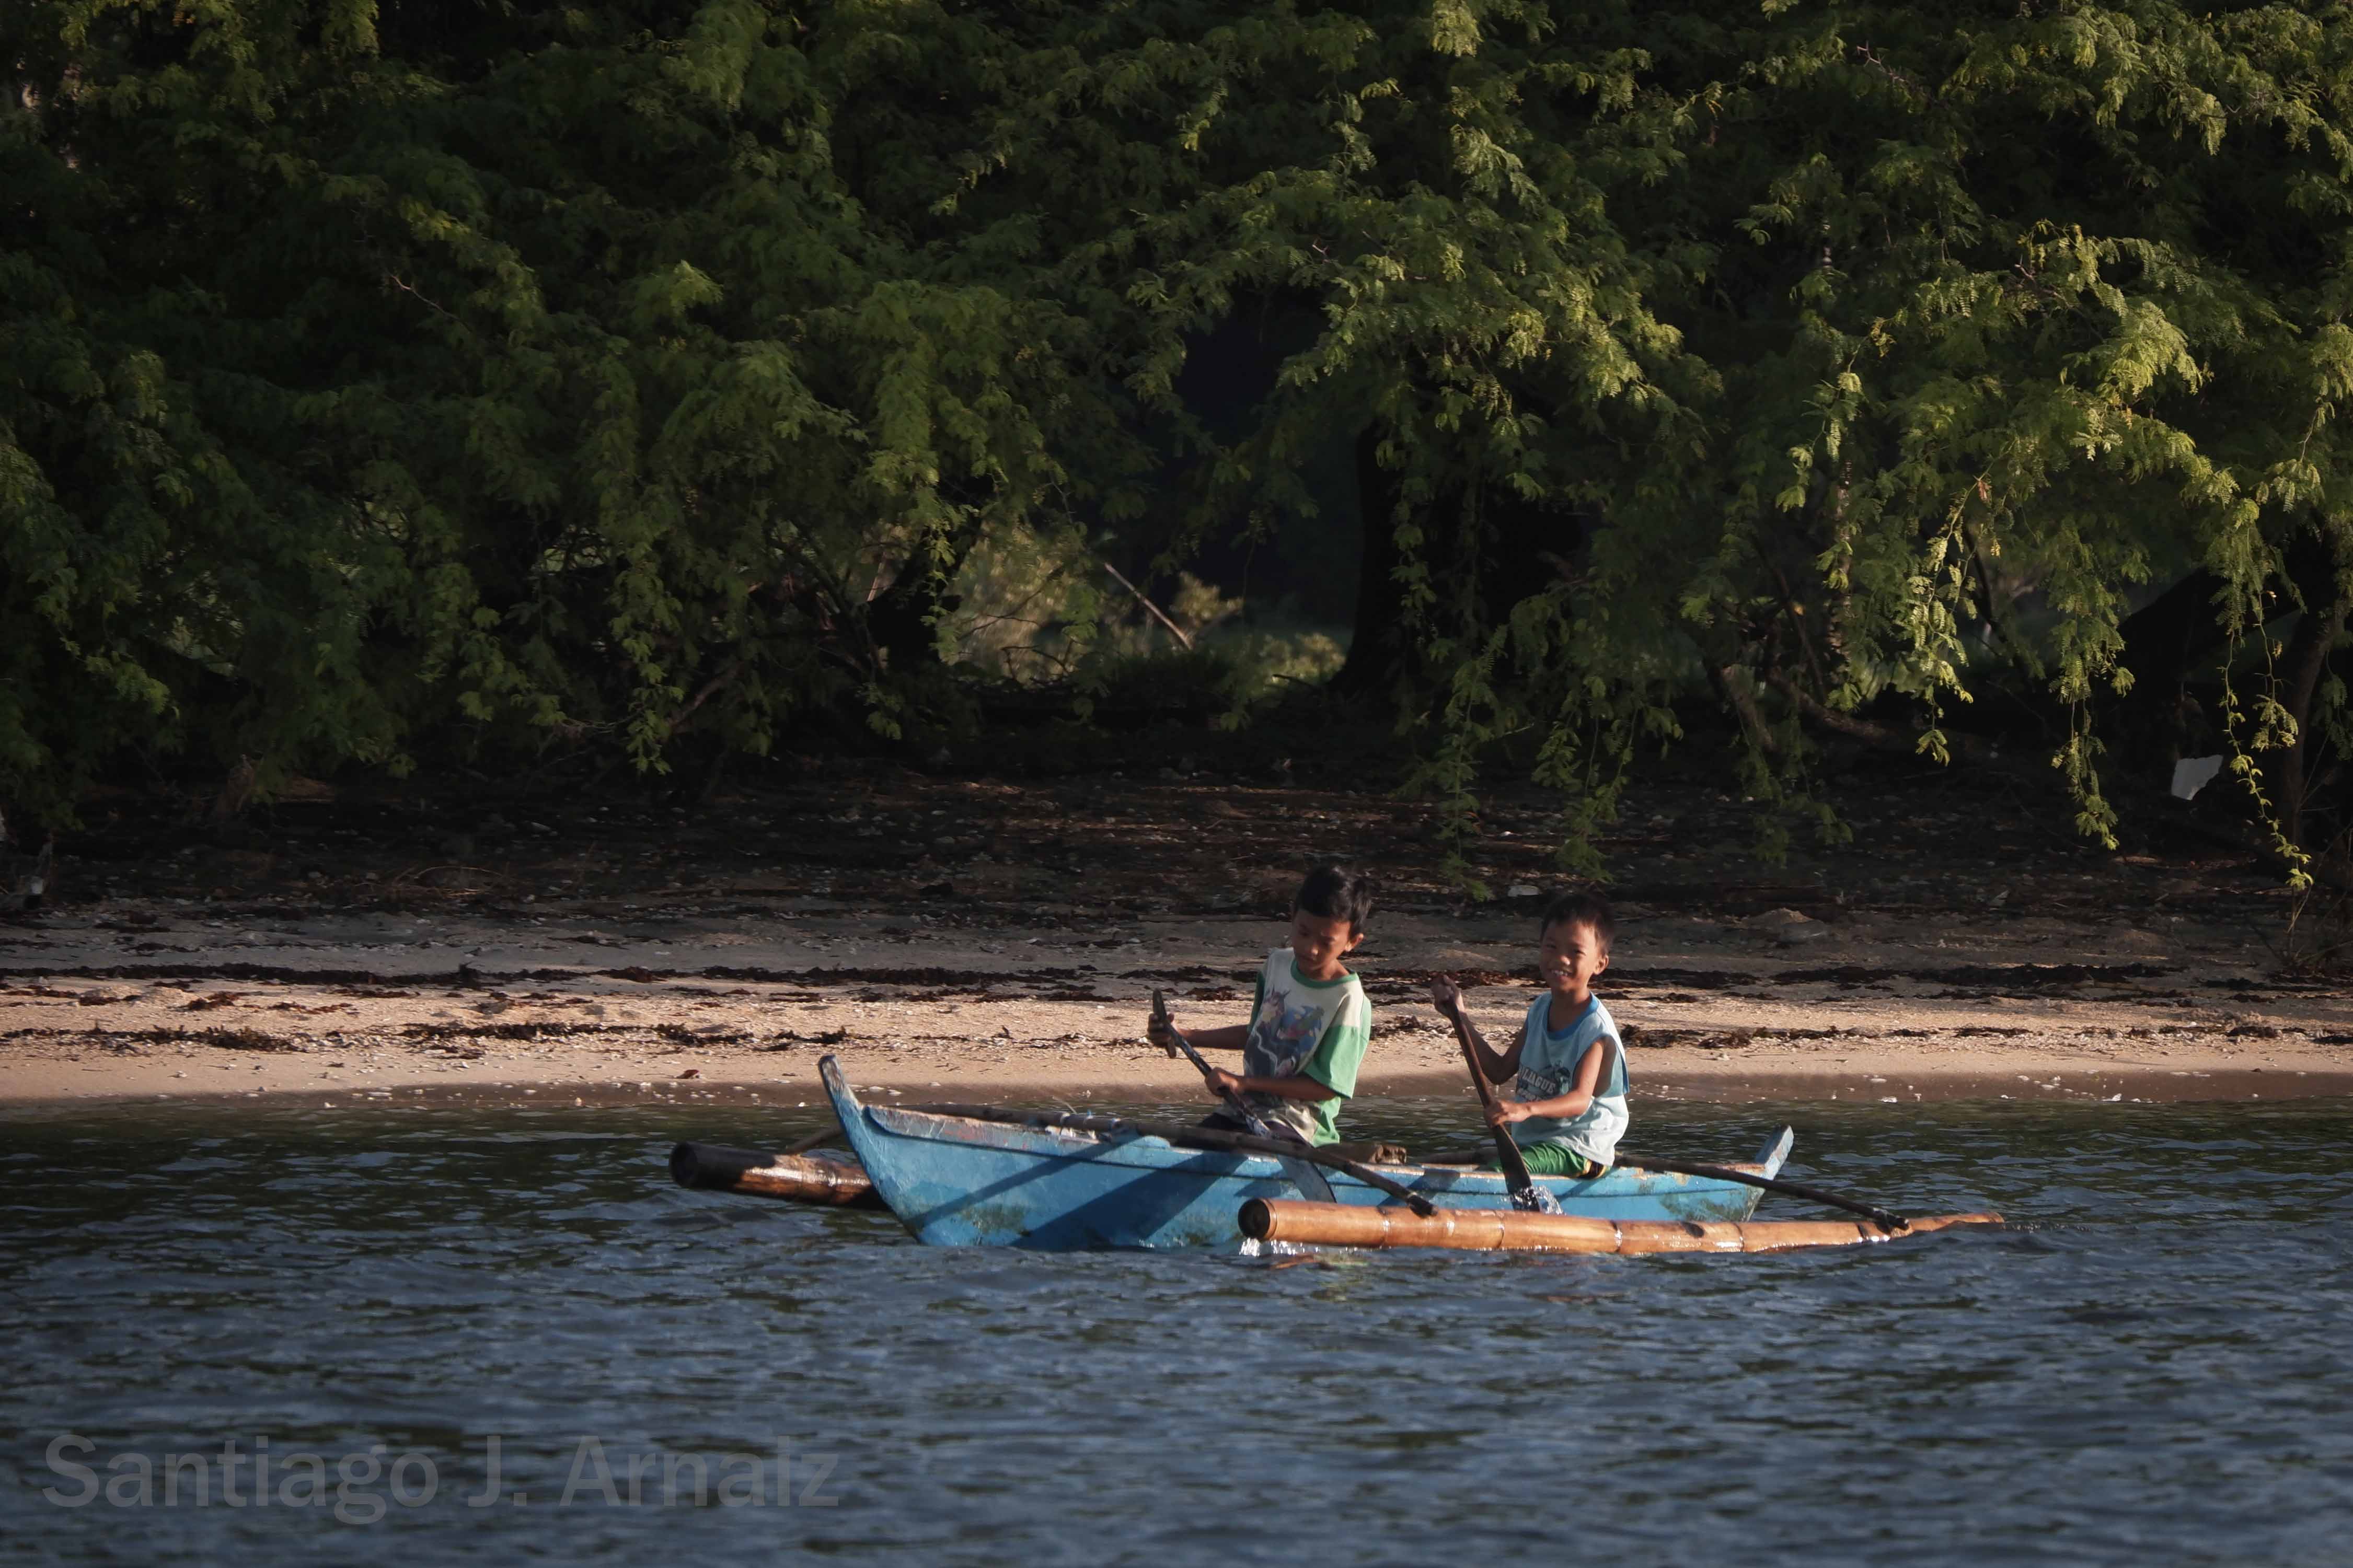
{"left": 1239, "top": 949, "right": 1371, "bottom": 1146}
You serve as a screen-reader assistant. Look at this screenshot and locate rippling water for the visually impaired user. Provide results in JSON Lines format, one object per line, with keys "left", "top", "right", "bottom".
{"left": 5, "top": 1095, "right": 2352, "bottom": 1565}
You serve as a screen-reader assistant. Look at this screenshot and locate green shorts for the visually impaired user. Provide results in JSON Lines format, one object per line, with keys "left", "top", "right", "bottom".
{"left": 1480, "top": 1143, "right": 1602, "bottom": 1178}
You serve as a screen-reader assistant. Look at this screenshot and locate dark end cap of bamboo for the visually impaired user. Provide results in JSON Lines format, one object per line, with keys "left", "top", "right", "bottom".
{"left": 670, "top": 1141, "right": 766, "bottom": 1189}
{"left": 1237, "top": 1198, "right": 1275, "bottom": 1240}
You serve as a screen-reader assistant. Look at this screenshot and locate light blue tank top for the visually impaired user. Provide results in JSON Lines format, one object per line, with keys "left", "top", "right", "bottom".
{"left": 1509, "top": 994, "right": 1629, "bottom": 1164}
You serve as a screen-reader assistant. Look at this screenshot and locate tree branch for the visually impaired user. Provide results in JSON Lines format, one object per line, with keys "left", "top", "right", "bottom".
{"left": 1102, "top": 560, "right": 1193, "bottom": 650}
{"left": 1763, "top": 671, "right": 2005, "bottom": 768}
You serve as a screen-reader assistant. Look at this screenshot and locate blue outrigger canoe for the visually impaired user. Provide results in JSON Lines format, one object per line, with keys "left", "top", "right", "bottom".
{"left": 819, "top": 1056, "right": 1795, "bottom": 1250}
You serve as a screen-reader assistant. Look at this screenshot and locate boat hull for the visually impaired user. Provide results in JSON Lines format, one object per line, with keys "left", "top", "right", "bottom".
{"left": 820, "top": 1058, "right": 1788, "bottom": 1250}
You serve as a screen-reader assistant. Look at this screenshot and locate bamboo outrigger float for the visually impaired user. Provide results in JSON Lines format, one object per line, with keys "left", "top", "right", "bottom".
{"left": 667, "top": 1141, "right": 884, "bottom": 1209}
{"left": 1239, "top": 1198, "right": 2003, "bottom": 1253}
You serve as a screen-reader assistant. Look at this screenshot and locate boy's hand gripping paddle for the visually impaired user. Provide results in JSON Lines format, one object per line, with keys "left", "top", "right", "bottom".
{"left": 1151, "top": 988, "right": 1336, "bottom": 1206}
{"left": 1152, "top": 988, "right": 1270, "bottom": 1132}
{"left": 1434, "top": 985, "right": 1562, "bottom": 1214}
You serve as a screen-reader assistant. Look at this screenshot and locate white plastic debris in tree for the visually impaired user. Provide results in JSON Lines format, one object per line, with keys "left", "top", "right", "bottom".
{"left": 2171, "top": 754, "right": 2224, "bottom": 800}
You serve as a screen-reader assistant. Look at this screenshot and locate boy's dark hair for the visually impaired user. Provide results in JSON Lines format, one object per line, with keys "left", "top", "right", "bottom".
{"left": 1539, "top": 890, "right": 1615, "bottom": 954}
{"left": 1294, "top": 864, "right": 1375, "bottom": 932}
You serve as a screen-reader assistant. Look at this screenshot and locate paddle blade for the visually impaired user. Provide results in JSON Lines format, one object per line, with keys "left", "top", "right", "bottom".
{"left": 1510, "top": 1183, "right": 1563, "bottom": 1215}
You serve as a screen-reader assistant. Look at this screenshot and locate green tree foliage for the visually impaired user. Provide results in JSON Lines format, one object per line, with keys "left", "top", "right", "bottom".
{"left": 7, "top": 0, "right": 2353, "bottom": 882}
{"left": 1559, "top": 0, "right": 2353, "bottom": 879}
{"left": 2, "top": 0, "right": 1148, "bottom": 816}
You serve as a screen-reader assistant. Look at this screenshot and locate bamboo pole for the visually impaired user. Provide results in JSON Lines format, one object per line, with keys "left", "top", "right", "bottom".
{"left": 780, "top": 1126, "right": 843, "bottom": 1156}
{"left": 668, "top": 1142, "right": 882, "bottom": 1208}
{"left": 1237, "top": 1199, "right": 2002, "bottom": 1253}
{"left": 894, "top": 1098, "right": 1437, "bottom": 1216}
{"left": 1611, "top": 1153, "right": 1910, "bottom": 1231}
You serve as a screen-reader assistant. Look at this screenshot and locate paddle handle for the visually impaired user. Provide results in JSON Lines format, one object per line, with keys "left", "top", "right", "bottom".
{"left": 1152, "top": 988, "right": 1266, "bottom": 1133}
{"left": 1436, "top": 991, "right": 1538, "bottom": 1194}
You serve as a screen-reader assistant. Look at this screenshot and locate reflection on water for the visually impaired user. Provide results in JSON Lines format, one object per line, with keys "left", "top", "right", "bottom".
{"left": 4, "top": 1096, "right": 2352, "bottom": 1564}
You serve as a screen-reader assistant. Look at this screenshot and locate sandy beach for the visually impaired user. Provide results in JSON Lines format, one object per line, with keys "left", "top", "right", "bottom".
{"left": 8, "top": 764, "right": 2351, "bottom": 1117}
{"left": 8, "top": 874, "right": 2350, "bottom": 1115}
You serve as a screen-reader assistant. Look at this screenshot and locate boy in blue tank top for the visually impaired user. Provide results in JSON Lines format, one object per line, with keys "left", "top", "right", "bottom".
{"left": 1428, "top": 890, "right": 1627, "bottom": 1177}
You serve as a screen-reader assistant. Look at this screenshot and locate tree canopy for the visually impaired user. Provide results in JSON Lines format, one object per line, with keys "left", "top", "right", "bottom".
{"left": 8, "top": 0, "right": 2353, "bottom": 879}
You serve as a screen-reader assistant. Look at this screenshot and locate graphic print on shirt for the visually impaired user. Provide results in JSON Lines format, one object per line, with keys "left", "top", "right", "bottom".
{"left": 1514, "top": 1060, "right": 1572, "bottom": 1104}
{"left": 1515, "top": 1001, "right": 1597, "bottom": 1104}
{"left": 1246, "top": 985, "right": 1325, "bottom": 1080}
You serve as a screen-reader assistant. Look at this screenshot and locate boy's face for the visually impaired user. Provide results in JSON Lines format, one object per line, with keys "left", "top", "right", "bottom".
{"left": 1539, "top": 919, "right": 1609, "bottom": 998}
{"left": 1288, "top": 908, "right": 1363, "bottom": 978}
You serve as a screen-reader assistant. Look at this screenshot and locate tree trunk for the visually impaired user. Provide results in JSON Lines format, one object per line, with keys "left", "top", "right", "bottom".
{"left": 862, "top": 526, "right": 980, "bottom": 672}
{"left": 1329, "top": 428, "right": 1586, "bottom": 699}
{"left": 1330, "top": 428, "right": 1410, "bottom": 698}
{"left": 2109, "top": 567, "right": 2230, "bottom": 777}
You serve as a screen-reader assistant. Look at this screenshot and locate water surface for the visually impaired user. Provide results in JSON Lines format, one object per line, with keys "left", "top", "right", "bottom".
{"left": 4, "top": 1095, "right": 2351, "bottom": 1564}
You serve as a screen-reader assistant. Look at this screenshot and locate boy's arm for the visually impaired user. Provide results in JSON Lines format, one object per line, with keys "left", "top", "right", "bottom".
{"left": 1428, "top": 977, "right": 1522, "bottom": 1083}
{"left": 1149, "top": 965, "right": 1263, "bottom": 1058}
{"left": 1206, "top": 991, "right": 1366, "bottom": 1103}
{"left": 1201, "top": 1067, "right": 1331, "bottom": 1101}
{"left": 1148, "top": 1017, "right": 1249, "bottom": 1053}
{"left": 1487, "top": 1032, "right": 1613, "bottom": 1125}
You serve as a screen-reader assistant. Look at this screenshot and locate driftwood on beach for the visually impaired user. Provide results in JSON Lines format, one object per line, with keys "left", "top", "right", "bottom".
{"left": 668, "top": 1141, "right": 884, "bottom": 1209}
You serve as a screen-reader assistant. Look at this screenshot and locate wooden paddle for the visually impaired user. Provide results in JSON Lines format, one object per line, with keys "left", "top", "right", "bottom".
{"left": 1151, "top": 989, "right": 1278, "bottom": 1135}
{"left": 1149, "top": 988, "right": 1339, "bottom": 1207}
{"left": 1431, "top": 984, "right": 1555, "bottom": 1213}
